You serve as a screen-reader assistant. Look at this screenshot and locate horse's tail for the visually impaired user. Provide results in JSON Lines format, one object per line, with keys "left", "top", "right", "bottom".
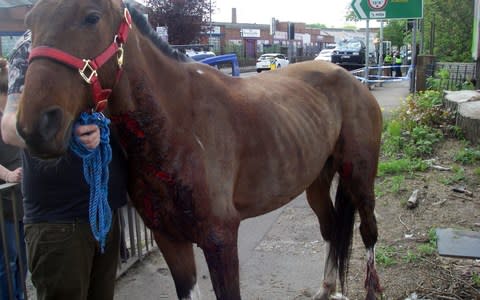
{"left": 332, "top": 177, "right": 356, "bottom": 293}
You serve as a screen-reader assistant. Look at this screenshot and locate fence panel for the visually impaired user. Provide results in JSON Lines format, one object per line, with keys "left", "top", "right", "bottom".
{"left": 432, "top": 62, "right": 477, "bottom": 90}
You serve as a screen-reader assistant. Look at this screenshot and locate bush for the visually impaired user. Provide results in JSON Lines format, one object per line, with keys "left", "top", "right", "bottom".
{"left": 380, "top": 90, "right": 456, "bottom": 168}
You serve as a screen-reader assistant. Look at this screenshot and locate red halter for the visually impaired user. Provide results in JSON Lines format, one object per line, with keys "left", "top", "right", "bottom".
{"left": 28, "top": 8, "right": 132, "bottom": 112}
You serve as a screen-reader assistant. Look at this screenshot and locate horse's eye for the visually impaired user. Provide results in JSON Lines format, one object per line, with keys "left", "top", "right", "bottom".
{"left": 84, "top": 14, "right": 100, "bottom": 25}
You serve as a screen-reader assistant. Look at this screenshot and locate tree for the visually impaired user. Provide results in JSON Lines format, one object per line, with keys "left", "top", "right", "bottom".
{"left": 422, "top": 0, "right": 473, "bottom": 62}
{"left": 383, "top": 20, "right": 408, "bottom": 50}
{"left": 146, "top": 0, "right": 214, "bottom": 45}
{"left": 307, "top": 23, "right": 327, "bottom": 29}
{"left": 381, "top": 0, "right": 474, "bottom": 62}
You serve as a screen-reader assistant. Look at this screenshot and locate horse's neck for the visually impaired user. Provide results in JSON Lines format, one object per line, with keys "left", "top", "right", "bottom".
{"left": 112, "top": 32, "right": 187, "bottom": 111}
{"left": 109, "top": 33, "right": 188, "bottom": 155}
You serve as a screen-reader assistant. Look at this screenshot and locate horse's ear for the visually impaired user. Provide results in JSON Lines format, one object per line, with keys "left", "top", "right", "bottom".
{"left": 111, "top": 0, "right": 124, "bottom": 10}
{"left": 25, "top": 7, "right": 34, "bottom": 28}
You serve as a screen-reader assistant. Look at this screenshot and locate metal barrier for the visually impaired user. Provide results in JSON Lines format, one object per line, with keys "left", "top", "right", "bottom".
{"left": 0, "top": 182, "right": 156, "bottom": 299}
{"left": 350, "top": 64, "right": 414, "bottom": 84}
{"left": 0, "top": 183, "right": 27, "bottom": 300}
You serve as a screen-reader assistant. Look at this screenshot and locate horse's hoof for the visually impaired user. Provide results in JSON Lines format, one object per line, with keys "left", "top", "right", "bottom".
{"left": 331, "top": 293, "right": 349, "bottom": 300}
{"left": 312, "top": 292, "right": 349, "bottom": 300}
{"left": 365, "top": 289, "right": 377, "bottom": 300}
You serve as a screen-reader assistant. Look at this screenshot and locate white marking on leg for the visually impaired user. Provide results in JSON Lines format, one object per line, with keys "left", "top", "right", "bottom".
{"left": 180, "top": 283, "right": 201, "bottom": 300}
{"left": 196, "top": 69, "right": 204, "bottom": 75}
{"left": 367, "top": 247, "right": 375, "bottom": 264}
{"left": 313, "top": 243, "right": 337, "bottom": 299}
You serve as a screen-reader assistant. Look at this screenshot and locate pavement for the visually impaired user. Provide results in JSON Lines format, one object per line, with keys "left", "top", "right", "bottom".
{"left": 113, "top": 75, "right": 411, "bottom": 300}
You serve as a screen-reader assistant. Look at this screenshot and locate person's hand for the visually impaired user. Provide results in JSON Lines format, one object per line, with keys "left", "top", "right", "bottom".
{"left": 75, "top": 124, "right": 100, "bottom": 149}
{"left": 5, "top": 167, "right": 22, "bottom": 183}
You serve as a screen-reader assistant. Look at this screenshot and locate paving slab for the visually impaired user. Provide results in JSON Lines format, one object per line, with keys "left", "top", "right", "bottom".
{"left": 436, "top": 228, "right": 480, "bottom": 259}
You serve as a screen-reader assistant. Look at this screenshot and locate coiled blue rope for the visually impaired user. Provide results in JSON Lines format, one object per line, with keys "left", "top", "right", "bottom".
{"left": 70, "top": 112, "right": 112, "bottom": 253}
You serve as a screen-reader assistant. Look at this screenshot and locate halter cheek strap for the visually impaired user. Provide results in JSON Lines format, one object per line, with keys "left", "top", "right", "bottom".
{"left": 28, "top": 8, "right": 132, "bottom": 112}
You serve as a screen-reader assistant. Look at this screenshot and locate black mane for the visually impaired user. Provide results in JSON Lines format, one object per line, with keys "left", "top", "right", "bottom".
{"left": 125, "top": 3, "right": 192, "bottom": 63}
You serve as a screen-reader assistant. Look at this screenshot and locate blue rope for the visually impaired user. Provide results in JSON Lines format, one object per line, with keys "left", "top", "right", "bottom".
{"left": 70, "top": 112, "right": 112, "bottom": 253}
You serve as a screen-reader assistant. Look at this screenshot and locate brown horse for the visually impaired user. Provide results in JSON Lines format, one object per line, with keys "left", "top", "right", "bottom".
{"left": 17, "top": 0, "right": 383, "bottom": 299}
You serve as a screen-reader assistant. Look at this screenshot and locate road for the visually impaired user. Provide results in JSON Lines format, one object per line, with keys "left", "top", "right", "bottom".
{"left": 114, "top": 74, "right": 410, "bottom": 300}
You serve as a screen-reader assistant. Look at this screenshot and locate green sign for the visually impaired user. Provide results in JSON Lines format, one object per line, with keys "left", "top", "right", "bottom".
{"left": 351, "top": 0, "right": 423, "bottom": 20}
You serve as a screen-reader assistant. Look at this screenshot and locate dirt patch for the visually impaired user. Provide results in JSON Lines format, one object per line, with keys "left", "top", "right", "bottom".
{"left": 346, "top": 138, "right": 480, "bottom": 299}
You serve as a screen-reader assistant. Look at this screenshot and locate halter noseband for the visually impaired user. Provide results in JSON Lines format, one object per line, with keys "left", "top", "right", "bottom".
{"left": 28, "top": 8, "right": 132, "bottom": 112}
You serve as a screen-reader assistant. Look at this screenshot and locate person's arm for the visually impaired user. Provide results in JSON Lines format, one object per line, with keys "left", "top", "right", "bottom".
{"left": 1, "top": 93, "right": 25, "bottom": 148}
{"left": 0, "top": 164, "right": 22, "bottom": 183}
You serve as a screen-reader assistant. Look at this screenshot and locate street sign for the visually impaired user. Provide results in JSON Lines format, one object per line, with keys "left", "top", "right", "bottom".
{"left": 351, "top": 0, "right": 423, "bottom": 20}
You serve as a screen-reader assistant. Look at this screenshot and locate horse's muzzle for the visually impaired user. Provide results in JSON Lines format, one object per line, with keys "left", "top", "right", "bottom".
{"left": 17, "top": 107, "right": 69, "bottom": 158}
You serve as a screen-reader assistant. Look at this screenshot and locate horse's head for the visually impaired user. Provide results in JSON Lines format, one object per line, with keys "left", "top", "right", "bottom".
{"left": 17, "top": 0, "right": 129, "bottom": 158}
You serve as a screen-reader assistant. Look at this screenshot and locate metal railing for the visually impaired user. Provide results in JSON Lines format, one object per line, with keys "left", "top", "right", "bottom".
{"left": 0, "top": 183, "right": 157, "bottom": 299}
{"left": 0, "top": 183, "right": 27, "bottom": 300}
{"left": 426, "top": 62, "right": 477, "bottom": 91}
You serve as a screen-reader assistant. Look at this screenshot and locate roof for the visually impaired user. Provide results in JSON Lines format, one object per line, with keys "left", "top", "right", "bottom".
{"left": 0, "top": 0, "right": 35, "bottom": 8}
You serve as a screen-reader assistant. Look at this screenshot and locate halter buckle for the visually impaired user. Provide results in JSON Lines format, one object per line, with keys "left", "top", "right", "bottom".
{"left": 124, "top": 8, "right": 132, "bottom": 29}
{"left": 79, "top": 59, "right": 97, "bottom": 84}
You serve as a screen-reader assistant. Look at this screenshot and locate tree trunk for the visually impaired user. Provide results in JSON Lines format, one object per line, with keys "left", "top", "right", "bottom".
{"left": 443, "top": 90, "right": 480, "bottom": 145}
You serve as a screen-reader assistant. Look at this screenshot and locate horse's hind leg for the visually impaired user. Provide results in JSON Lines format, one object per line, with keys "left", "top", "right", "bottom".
{"left": 350, "top": 179, "right": 382, "bottom": 299}
{"left": 344, "top": 147, "right": 382, "bottom": 298}
{"left": 152, "top": 231, "right": 200, "bottom": 300}
{"left": 306, "top": 159, "right": 345, "bottom": 300}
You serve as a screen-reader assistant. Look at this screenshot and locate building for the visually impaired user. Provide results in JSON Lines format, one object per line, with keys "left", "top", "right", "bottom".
{"left": 201, "top": 8, "right": 335, "bottom": 60}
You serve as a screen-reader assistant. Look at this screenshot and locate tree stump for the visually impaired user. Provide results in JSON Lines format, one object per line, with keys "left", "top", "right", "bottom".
{"left": 443, "top": 90, "right": 480, "bottom": 145}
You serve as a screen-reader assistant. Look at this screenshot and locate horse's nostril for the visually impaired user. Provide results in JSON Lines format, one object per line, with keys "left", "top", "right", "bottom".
{"left": 38, "top": 107, "right": 63, "bottom": 142}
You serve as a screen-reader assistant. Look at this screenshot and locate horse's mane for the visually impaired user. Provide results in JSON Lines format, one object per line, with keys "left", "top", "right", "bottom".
{"left": 125, "top": 3, "right": 192, "bottom": 63}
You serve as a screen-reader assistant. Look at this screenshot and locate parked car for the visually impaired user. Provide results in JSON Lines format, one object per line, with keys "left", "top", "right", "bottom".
{"left": 331, "top": 39, "right": 367, "bottom": 70}
{"left": 256, "top": 53, "right": 289, "bottom": 73}
{"left": 314, "top": 48, "right": 335, "bottom": 62}
{"left": 186, "top": 50, "right": 216, "bottom": 61}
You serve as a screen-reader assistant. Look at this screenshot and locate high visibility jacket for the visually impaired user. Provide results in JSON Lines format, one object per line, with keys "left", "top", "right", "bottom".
{"left": 395, "top": 57, "right": 402, "bottom": 64}
{"left": 384, "top": 55, "right": 393, "bottom": 64}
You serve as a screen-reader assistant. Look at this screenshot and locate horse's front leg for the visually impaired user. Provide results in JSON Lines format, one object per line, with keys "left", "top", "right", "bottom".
{"left": 199, "top": 219, "right": 241, "bottom": 300}
{"left": 152, "top": 231, "right": 200, "bottom": 300}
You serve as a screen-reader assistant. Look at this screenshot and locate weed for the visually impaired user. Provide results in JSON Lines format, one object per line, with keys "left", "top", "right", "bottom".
{"left": 378, "top": 158, "right": 428, "bottom": 177}
{"left": 428, "top": 228, "right": 438, "bottom": 245}
{"left": 376, "top": 245, "right": 397, "bottom": 267}
{"left": 454, "top": 147, "right": 480, "bottom": 165}
{"left": 417, "top": 228, "right": 438, "bottom": 256}
{"left": 472, "top": 271, "right": 480, "bottom": 287}
{"left": 417, "top": 244, "right": 436, "bottom": 256}
{"left": 474, "top": 168, "right": 480, "bottom": 178}
{"left": 389, "top": 175, "right": 405, "bottom": 194}
{"left": 440, "top": 165, "right": 465, "bottom": 185}
{"left": 403, "top": 250, "right": 419, "bottom": 263}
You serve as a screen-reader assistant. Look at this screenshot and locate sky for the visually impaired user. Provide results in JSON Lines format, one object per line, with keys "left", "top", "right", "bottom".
{"left": 211, "top": 0, "right": 364, "bottom": 28}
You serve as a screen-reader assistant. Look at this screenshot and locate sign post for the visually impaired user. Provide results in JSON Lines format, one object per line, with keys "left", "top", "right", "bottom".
{"left": 351, "top": 0, "right": 424, "bottom": 89}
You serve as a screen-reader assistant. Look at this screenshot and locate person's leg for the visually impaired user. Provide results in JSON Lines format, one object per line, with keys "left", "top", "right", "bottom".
{"left": 25, "top": 222, "right": 97, "bottom": 300}
{"left": 88, "top": 212, "right": 120, "bottom": 300}
{"left": 14, "top": 222, "right": 26, "bottom": 300}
